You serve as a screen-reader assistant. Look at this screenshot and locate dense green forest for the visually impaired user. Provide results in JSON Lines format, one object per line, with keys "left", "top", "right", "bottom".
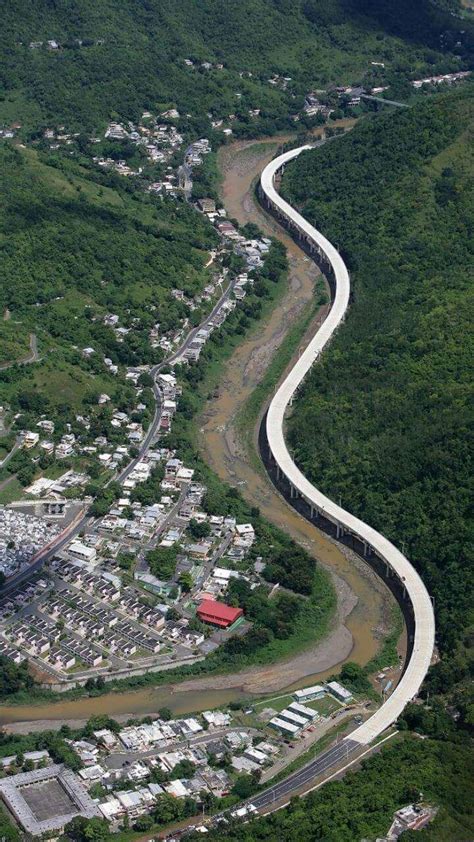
{"left": 1, "top": 1, "right": 472, "bottom": 134}
{"left": 281, "top": 89, "right": 473, "bottom": 659}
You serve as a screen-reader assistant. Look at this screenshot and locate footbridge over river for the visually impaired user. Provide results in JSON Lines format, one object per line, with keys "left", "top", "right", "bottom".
{"left": 258, "top": 146, "right": 435, "bottom": 749}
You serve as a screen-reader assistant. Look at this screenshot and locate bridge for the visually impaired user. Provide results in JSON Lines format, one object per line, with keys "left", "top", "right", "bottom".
{"left": 259, "top": 146, "right": 435, "bottom": 754}
{"left": 360, "top": 93, "right": 410, "bottom": 108}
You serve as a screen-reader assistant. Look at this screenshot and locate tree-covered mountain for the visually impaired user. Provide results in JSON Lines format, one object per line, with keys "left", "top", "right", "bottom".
{"left": 1, "top": 0, "right": 472, "bottom": 133}
{"left": 280, "top": 89, "right": 473, "bottom": 661}
{"left": 189, "top": 84, "right": 474, "bottom": 842}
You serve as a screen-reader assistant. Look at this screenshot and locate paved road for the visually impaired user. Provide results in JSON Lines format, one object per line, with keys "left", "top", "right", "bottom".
{"left": 0, "top": 333, "right": 40, "bottom": 371}
{"left": 2, "top": 268, "right": 237, "bottom": 597}
{"left": 0, "top": 437, "right": 22, "bottom": 469}
{"left": 251, "top": 738, "right": 359, "bottom": 810}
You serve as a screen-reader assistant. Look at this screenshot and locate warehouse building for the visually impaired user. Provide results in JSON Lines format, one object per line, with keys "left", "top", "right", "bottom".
{"left": 197, "top": 599, "right": 243, "bottom": 628}
{"left": 293, "top": 684, "right": 325, "bottom": 703}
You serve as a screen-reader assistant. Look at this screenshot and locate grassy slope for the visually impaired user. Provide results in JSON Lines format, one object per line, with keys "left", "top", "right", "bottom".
{"left": 281, "top": 89, "right": 473, "bottom": 654}
{"left": 0, "top": 322, "right": 31, "bottom": 366}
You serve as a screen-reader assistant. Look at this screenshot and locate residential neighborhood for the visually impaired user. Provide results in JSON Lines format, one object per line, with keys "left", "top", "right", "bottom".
{"left": 0, "top": 678, "right": 361, "bottom": 837}
{"left": 0, "top": 214, "right": 278, "bottom": 683}
{"left": 0, "top": 5, "right": 472, "bottom": 839}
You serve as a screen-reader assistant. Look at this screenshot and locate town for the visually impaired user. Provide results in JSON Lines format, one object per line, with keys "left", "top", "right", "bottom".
{"left": 0, "top": 679, "right": 366, "bottom": 837}
{"left": 0, "top": 5, "right": 472, "bottom": 839}
{"left": 0, "top": 192, "right": 280, "bottom": 683}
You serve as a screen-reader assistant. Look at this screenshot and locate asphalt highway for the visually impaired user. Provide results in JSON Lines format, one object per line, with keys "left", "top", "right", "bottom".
{"left": 250, "top": 738, "right": 359, "bottom": 810}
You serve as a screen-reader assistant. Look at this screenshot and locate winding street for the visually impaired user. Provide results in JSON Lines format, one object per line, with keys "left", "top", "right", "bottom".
{"left": 1, "top": 271, "right": 239, "bottom": 598}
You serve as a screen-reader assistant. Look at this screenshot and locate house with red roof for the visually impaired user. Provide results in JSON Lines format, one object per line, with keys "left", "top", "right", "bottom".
{"left": 197, "top": 599, "right": 243, "bottom": 629}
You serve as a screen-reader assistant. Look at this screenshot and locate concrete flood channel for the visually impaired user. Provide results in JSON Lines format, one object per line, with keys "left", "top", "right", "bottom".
{"left": 0, "top": 131, "right": 402, "bottom": 730}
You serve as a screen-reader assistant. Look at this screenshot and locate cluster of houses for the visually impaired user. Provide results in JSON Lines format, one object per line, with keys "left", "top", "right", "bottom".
{"left": 0, "top": 441, "right": 260, "bottom": 675}
{"left": 23, "top": 427, "right": 81, "bottom": 460}
{"left": 167, "top": 136, "right": 213, "bottom": 197}
{"left": 183, "top": 58, "right": 225, "bottom": 71}
{"left": 21, "top": 362, "right": 154, "bottom": 468}
{"left": 0, "top": 475, "right": 257, "bottom": 674}
{"left": 28, "top": 38, "right": 103, "bottom": 50}
{"left": 411, "top": 70, "right": 471, "bottom": 88}
{"left": 96, "top": 114, "right": 185, "bottom": 179}
{"left": 0, "top": 195, "right": 280, "bottom": 679}
{"left": 268, "top": 73, "right": 292, "bottom": 90}
{"left": 0, "top": 509, "right": 62, "bottom": 577}
{"left": 42, "top": 126, "right": 81, "bottom": 149}
{"left": 0, "top": 561, "right": 165, "bottom": 674}
{"left": 303, "top": 92, "right": 334, "bottom": 119}
{"left": 56, "top": 711, "right": 286, "bottom": 825}
{"left": 211, "top": 216, "right": 271, "bottom": 272}
{"left": 0, "top": 576, "right": 48, "bottom": 619}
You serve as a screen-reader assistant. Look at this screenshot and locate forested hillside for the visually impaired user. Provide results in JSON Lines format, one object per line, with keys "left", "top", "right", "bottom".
{"left": 0, "top": 144, "right": 215, "bottom": 419}
{"left": 281, "top": 90, "right": 473, "bottom": 661}
{"left": 198, "top": 87, "right": 474, "bottom": 842}
{"left": 1, "top": 0, "right": 471, "bottom": 133}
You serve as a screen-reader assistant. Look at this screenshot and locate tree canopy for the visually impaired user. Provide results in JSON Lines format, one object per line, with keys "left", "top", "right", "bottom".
{"left": 282, "top": 89, "right": 473, "bottom": 655}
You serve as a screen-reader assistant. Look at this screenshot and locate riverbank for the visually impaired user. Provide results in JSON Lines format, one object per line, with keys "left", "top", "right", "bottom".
{"left": 0, "top": 126, "right": 400, "bottom": 731}
{"left": 198, "top": 135, "right": 397, "bottom": 676}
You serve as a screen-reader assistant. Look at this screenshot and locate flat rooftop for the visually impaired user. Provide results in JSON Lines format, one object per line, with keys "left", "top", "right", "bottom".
{"left": 0, "top": 764, "right": 100, "bottom": 836}
{"left": 21, "top": 777, "right": 77, "bottom": 822}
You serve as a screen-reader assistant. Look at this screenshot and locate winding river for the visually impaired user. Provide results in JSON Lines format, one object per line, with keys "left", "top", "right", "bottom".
{"left": 0, "top": 128, "right": 402, "bottom": 731}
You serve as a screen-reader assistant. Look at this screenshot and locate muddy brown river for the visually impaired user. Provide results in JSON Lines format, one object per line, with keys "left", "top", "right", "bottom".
{"left": 0, "top": 129, "right": 402, "bottom": 731}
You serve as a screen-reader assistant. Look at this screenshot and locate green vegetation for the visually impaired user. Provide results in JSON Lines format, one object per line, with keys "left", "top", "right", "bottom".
{"left": 146, "top": 545, "right": 179, "bottom": 580}
{"left": 65, "top": 816, "right": 110, "bottom": 842}
{"left": 365, "top": 605, "right": 404, "bottom": 675}
{"left": 0, "top": 727, "right": 82, "bottom": 771}
{"left": 0, "top": 323, "right": 32, "bottom": 366}
{"left": 197, "top": 737, "right": 474, "bottom": 841}
{"left": 0, "top": 143, "right": 217, "bottom": 461}
{"left": 2, "top": 1, "right": 472, "bottom": 137}
{"left": 0, "top": 654, "right": 35, "bottom": 699}
{"left": 282, "top": 90, "right": 473, "bottom": 661}
{"left": 0, "top": 805, "right": 19, "bottom": 842}
{"left": 212, "top": 86, "right": 474, "bottom": 842}
{"left": 188, "top": 518, "right": 212, "bottom": 539}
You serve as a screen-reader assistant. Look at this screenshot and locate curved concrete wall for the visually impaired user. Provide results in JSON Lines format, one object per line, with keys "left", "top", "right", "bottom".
{"left": 260, "top": 146, "right": 435, "bottom": 745}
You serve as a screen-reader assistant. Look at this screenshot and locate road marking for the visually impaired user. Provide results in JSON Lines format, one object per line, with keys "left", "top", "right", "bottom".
{"left": 259, "top": 730, "right": 398, "bottom": 815}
